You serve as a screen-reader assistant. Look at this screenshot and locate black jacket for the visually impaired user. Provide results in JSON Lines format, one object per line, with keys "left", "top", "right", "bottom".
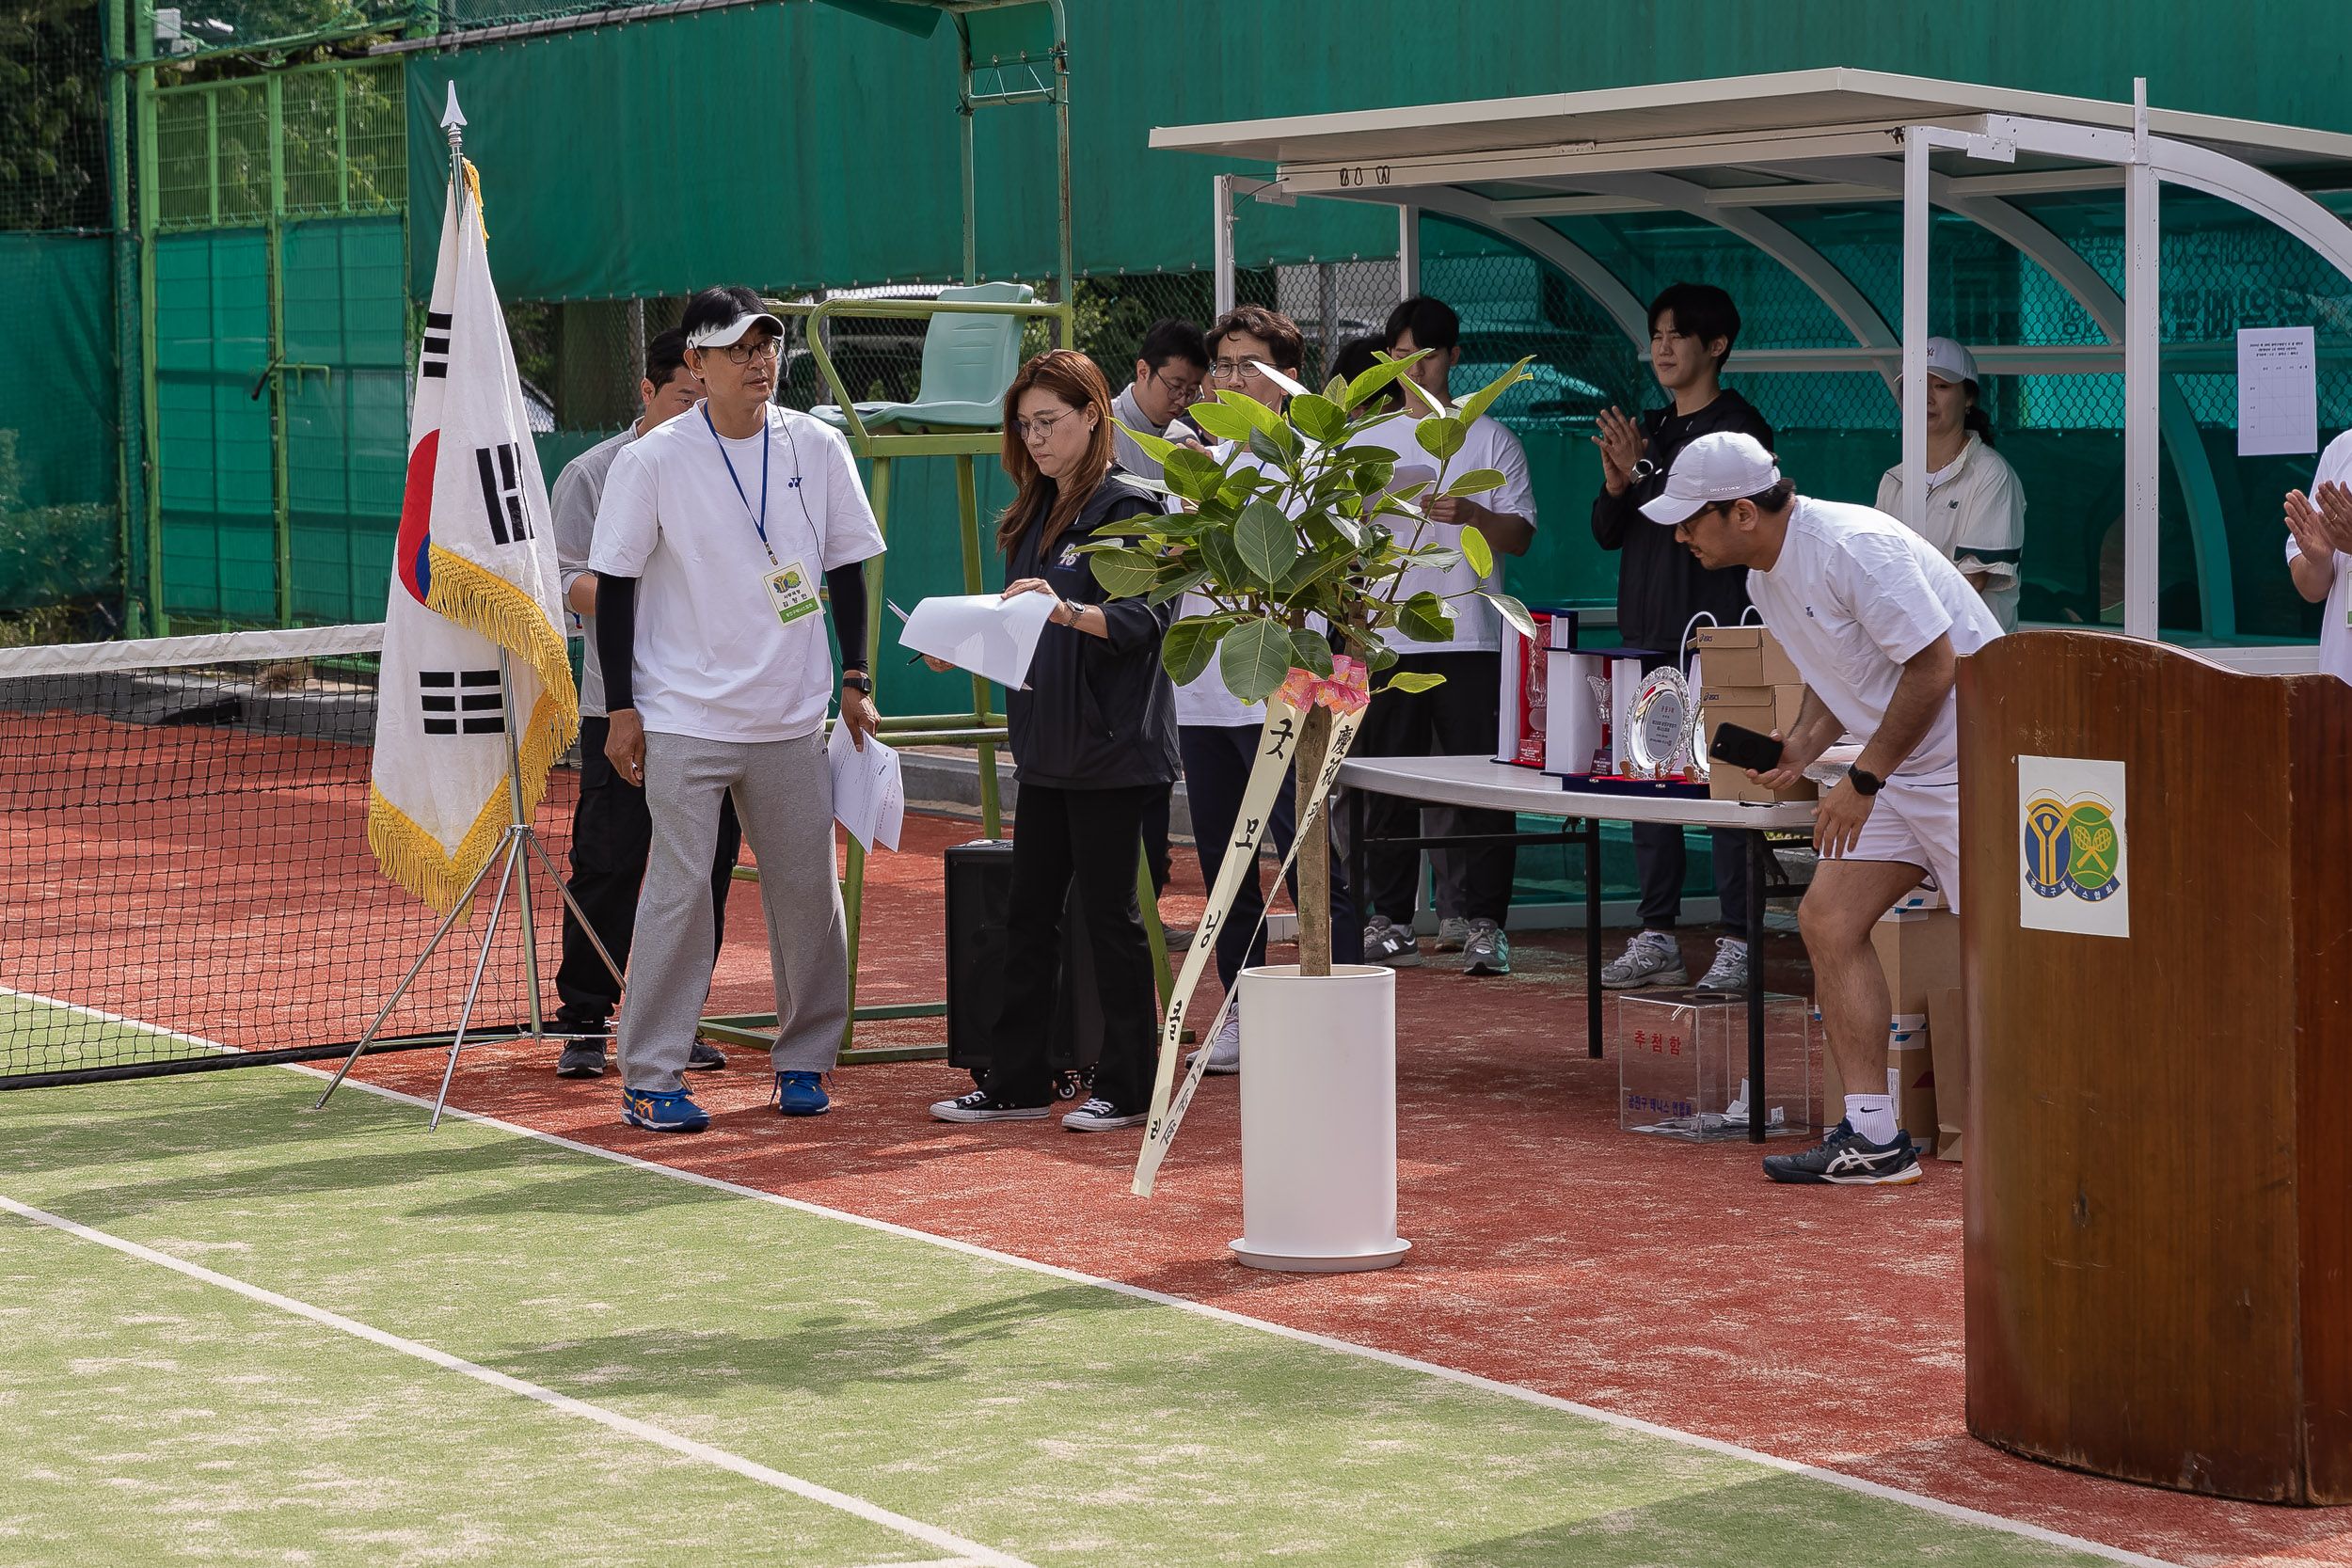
{"left": 1003, "top": 467, "right": 1181, "bottom": 790}
{"left": 1589, "top": 389, "right": 1776, "bottom": 656}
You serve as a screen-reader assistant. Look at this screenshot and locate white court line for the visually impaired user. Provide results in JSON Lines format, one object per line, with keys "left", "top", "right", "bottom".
{"left": 0, "top": 1194, "right": 1034, "bottom": 1568}
{"left": 0, "top": 986, "right": 240, "bottom": 1058}
{"left": 6, "top": 992, "right": 2174, "bottom": 1567}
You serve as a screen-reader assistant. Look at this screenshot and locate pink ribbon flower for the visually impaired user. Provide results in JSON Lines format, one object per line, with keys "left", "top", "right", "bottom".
{"left": 1277, "top": 654, "right": 1371, "bottom": 716}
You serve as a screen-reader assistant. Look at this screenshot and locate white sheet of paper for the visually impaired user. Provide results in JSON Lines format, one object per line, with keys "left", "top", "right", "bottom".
{"left": 896, "top": 591, "right": 1057, "bottom": 690}
{"left": 826, "top": 720, "right": 903, "bottom": 854}
{"left": 2237, "top": 326, "right": 2318, "bottom": 456}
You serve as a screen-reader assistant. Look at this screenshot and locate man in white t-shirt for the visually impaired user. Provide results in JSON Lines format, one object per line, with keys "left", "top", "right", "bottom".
{"left": 2283, "top": 430, "right": 2352, "bottom": 685}
{"left": 1351, "top": 295, "right": 1537, "bottom": 978}
{"left": 588, "top": 286, "right": 887, "bottom": 1134}
{"left": 1645, "top": 432, "right": 2002, "bottom": 1187}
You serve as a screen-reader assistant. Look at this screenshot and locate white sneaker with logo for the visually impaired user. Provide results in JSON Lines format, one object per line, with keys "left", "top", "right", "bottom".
{"left": 1598, "top": 929, "right": 1688, "bottom": 990}
{"left": 1185, "top": 1009, "right": 1242, "bottom": 1075}
{"left": 1694, "top": 937, "right": 1749, "bottom": 992}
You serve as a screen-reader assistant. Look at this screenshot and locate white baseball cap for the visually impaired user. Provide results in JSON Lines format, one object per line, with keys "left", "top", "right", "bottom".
{"left": 685, "top": 302, "right": 786, "bottom": 349}
{"left": 1640, "top": 431, "right": 1783, "bottom": 526}
{"left": 1905, "top": 336, "right": 1979, "bottom": 386}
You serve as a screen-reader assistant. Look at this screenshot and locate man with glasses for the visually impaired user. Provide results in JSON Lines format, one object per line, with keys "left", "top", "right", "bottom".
{"left": 589, "top": 286, "right": 886, "bottom": 1133}
{"left": 1589, "top": 281, "right": 1775, "bottom": 996}
{"left": 1110, "top": 317, "right": 1208, "bottom": 483}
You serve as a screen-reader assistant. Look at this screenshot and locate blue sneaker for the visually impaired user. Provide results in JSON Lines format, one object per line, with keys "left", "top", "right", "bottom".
{"left": 620, "top": 1085, "right": 709, "bottom": 1133}
{"left": 771, "top": 1069, "right": 831, "bottom": 1117}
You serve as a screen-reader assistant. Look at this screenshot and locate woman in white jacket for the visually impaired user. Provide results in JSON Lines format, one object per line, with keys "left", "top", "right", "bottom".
{"left": 1875, "top": 338, "right": 2026, "bottom": 631}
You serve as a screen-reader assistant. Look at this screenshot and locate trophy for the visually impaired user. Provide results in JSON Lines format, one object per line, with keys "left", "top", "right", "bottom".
{"left": 1625, "top": 668, "right": 1692, "bottom": 779}
{"left": 1585, "top": 673, "right": 1613, "bottom": 776}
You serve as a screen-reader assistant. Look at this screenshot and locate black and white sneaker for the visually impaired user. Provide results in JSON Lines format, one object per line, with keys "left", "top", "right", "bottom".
{"left": 555, "top": 1041, "right": 607, "bottom": 1079}
{"left": 685, "top": 1039, "right": 726, "bottom": 1070}
{"left": 930, "top": 1087, "right": 1053, "bottom": 1123}
{"left": 1763, "top": 1120, "right": 1923, "bottom": 1186}
{"left": 1062, "top": 1096, "right": 1147, "bottom": 1132}
{"left": 1364, "top": 915, "right": 1422, "bottom": 968}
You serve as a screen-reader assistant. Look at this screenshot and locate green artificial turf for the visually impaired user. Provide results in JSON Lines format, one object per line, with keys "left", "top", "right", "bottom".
{"left": 0, "top": 1057, "right": 2120, "bottom": 1567}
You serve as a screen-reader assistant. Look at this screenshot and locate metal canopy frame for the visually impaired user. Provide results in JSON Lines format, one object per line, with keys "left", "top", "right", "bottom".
{"left": 1165, "top": 68, "right": 2352, "bottom": 657}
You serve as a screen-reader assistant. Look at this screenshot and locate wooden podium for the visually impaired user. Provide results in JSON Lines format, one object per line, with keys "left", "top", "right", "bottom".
{"left": 1960, "top": 631, "right": 2352, "bottom": 1503}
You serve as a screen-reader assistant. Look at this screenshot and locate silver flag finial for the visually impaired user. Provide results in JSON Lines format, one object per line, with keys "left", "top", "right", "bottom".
{"left": 440, "top": 82, "right": 466, "bottom": 132}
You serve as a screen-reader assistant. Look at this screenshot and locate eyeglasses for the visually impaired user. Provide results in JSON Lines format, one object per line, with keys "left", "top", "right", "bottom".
{"left": 1015, "top": 408, "right": 1079, "bottom": 442}
{"left": 715, "top": 339, "right": 782, "bottom": 366}
{"left": 1146, "top": 364, "right": 1204, "bottom": 404}
{"left": 1208, "top": 358, "right": 1276, "bottom": 383}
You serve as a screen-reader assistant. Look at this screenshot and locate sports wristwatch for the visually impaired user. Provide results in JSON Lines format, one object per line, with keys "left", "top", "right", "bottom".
{"left": 841, "top": 670, "right": 874, "bottom": 695}
{"left": 1847, "top": 765, "right": 1884, "bottom": 797}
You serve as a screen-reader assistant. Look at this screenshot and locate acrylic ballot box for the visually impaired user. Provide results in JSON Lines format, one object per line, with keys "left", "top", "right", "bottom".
{"left": 1618, "top": 987, "right": 1810, "bottom": 1141}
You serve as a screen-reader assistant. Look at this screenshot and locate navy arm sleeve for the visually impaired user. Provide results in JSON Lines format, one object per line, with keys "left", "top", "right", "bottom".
{"left": 595, "top": 572, "right": 638, "bottom": 713}
{"left": 826, "top": 562, "right": 869, "bottom": 671}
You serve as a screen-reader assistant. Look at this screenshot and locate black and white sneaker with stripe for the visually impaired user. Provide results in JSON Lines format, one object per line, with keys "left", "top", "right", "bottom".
{"left": 1762, "top": 1119, "right": 1922, "bottom": 1185}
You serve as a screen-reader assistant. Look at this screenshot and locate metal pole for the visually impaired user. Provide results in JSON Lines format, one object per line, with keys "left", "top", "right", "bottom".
{"left": 430, "top": 831, "right": 520, "bottom": 1130}
{"left": 2123, "top": 78, "right": 2161, "bottom": 641}
{"left": 1213, "top": 174, "right": 1235, "bottom": 318}
{"left": 1584, "top": 816, "right": 1601, "bottom": 1058}
{"left": 1398, "top": 204, "right": 1420, "bottom": 301}
{"left": 1899, "top": 126, "right": 1929, "bottom": 531}
{"left": 104, "top": 0, "right": 148, "bottom": 636}
{"left": 135, "top": 0, "right": 165, "bottom": 633}
{"left": 267, "top": 73, "right": 291, "bottom": 628}
{"left": 1052, "top": 2, "right": 1072, "bottom": 341}
{"left": 312, "top": 845, "right": 506, "bottom": 1107}
{"left": 955, "top": 14, "right": 976, "bottom": 285}
{"left": 498, "top": 650, "right": 547, "bottom": 1039}
{"left": 1745, "top": 829, "right": 1767, "bottom": 1146}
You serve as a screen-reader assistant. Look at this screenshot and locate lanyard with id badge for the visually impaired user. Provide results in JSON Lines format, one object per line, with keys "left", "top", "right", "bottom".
{"left": 706, "top": 404, "right": 821, "bottom": 626}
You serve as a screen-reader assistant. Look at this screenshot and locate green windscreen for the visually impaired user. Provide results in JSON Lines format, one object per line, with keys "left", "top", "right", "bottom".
{"left": 0, "top": 233, "right": 118, "bottom": 613}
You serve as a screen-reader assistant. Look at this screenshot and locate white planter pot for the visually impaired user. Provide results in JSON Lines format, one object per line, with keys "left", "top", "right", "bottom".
{"left": 1231, "top": 963, "right": 1410, "bottom": 1273}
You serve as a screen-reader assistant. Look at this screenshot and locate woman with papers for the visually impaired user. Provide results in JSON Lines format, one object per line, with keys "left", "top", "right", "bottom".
{"left": 927, "top": 350, "right": 1179, "bottom": 1133}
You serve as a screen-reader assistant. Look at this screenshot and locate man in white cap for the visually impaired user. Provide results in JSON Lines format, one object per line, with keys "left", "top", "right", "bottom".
{"left": 590, "top": 285, "right": 887, "bottom": 1133}
{"left": 1643, "top": 431, "right": 2002, "bottom": 1186}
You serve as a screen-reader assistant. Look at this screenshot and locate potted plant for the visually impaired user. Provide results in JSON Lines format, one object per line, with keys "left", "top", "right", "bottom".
{"left": 1105, "top": 351, "right": 1534, "bottom": 1261}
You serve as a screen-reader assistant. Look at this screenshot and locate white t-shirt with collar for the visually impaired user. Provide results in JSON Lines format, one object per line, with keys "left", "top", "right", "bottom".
{"left": 589, "top": 402, "right": 885, "bottom": 744}
{"left": 1351, "top": 411, "right": 1535, "bottom": 654}
{"left": 1874, "top": 433, "right": 2026, "bottom": 632}
{"left": 1745, "top": 496, "right": 2004, "bottom": 784}
{"left": 2287, "top": 429, "right": 2352, "bottom": 687}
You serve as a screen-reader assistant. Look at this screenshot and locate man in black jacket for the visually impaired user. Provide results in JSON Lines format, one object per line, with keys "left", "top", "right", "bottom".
{"left": 1590, "top": 282, "right": 1774, "bottom": 995}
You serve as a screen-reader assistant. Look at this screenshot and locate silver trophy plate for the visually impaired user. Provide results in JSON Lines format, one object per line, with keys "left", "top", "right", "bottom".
{"left": 1625, "top": 667, "right": 1692, "bottom": 778}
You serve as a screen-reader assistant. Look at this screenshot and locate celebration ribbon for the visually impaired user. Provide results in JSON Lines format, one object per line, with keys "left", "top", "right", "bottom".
{"left": 1132, "top": 676, "right": 1365, "bottom": 1197}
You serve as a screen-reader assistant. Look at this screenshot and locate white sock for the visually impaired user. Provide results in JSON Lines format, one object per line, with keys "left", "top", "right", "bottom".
{"left": 1845, "top": 1094, "right": 1898, "bottom": 1145}
{"left": 1720, "top": 937, "right": 1747, "bottom": 954}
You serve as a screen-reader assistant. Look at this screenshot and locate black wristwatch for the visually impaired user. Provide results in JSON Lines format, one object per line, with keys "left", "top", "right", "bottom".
{"left": 841, "top": 670, "right": 874, "bottom": 696}
{"left": 1847, "top": 766, "right": 1884, "bottom": 797}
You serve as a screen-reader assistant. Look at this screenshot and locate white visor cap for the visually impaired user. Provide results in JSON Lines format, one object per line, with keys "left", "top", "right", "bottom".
{"left": 686, "top": 306, "right": 786, "bottom": 349}
{"left": 1903, "top": 336, "right": 1979, "bottom": 387}
{"left": 1639, "top": 431, "right": 1782, "bottom": 526}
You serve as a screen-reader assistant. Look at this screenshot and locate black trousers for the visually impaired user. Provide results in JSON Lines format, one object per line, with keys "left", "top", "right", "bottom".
{"left": 556, "top": 714, "right": 742, "bottom": 1022}
{"left": 1179, "top": 723, "right": 1362, "bottom": 991}
{"left": 1631, "top": 823, "right": 1751, "bottom": 933}
{"left": 1139, "top": 784, "right": 1173, "bottom": 895}
{"left": 977, "top": 781, "right": 1161, "bottom": 1113}
{"left": 1355, "top": 649, "right": 1516, "bottom": 926}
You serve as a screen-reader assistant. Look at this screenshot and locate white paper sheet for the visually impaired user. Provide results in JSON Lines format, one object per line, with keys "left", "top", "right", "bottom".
{"left": 2238, "top": 326, "right": 2318, "bottom": 456}
{"left": 826, "top": 720, "right": 904, "bottom": 854}
{"left": 896, "top": 591, "right": 1057, "bottom": 690}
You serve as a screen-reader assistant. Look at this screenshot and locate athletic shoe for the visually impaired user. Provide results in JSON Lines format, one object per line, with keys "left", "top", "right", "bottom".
{"left": 686, "top": 1039, "right": 727, "bottom": 1070}
{"left": 620, "top": 1085, "right": 708, "bottom": 1133}
{"left": 1186, "top": 1010, "right": 1241, "bottom": 1074}
{"left": 1599, "top": 930, "right": 1687, "bottom": 990}
{"left": 1062, "top": 1096, "right": 1147, "bottom": 1132}
{"left": 771, "top": 1069, "right": 830, "bottom": 1117}
{"left": 1364, "top": 915, "right": 1422, "bottom": 968}
{"left": 1763, "top": 1119, "right": 1922, "bottom": 1186}
{"left": 1163, "top": 926, "right": 1195, "bottom": 953}
{"left": 1694, "top": 937, "right": 1749, "bottom": 993}
{"left": 930, "top": 1087, "right": 1054, "bottom": 1123}
{"left": 1433, "top": 916, "right": 1471, "bottom": 953}
{"left": 555, "top": 1041, "right": 607, "bottom": 1079}
{"left": 1462, "top": 918, "right": 1510, "bottom": 975}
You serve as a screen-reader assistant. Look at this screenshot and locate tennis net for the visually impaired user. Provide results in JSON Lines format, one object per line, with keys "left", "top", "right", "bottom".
{"left": 1, "top": 623, "right": 579, "bottom": 1088}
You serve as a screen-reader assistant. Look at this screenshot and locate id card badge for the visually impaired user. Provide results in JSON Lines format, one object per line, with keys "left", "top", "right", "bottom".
{"left": 762, "top": 559, "right": 822, "bottom": 626}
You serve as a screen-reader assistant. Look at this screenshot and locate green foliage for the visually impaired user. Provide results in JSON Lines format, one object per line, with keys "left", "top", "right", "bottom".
{"left": 0, "top": 430, "right": 116, "bottom": 613}
{"left": 1, "top": 0, "right": 105, "bottom": 230}
{"left": 1379, "top": 671, "right": 1446, "bottom": 695}
{"left": 1089, "top": 356, "right": 1533, "bottom": 692}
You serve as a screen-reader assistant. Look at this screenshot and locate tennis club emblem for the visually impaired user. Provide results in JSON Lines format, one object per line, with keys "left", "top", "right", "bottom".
{"left": 2016, "top": 757, "right": 2130, "bottom": 939}
{"left": 2023, "top": 792, "right": 2122, "bottom": 902}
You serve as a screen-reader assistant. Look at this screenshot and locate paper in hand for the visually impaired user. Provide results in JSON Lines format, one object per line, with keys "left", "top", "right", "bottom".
{"left": 896, "top": 592, "right": 1057, "bottom": 690}
{"left": 826, "top": 719, "right": 903, "bottom": 854}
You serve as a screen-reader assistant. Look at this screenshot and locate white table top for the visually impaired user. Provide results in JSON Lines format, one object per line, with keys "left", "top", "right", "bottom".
{"left": 1336, "top": 753, "right": 1820, "bottom": 829}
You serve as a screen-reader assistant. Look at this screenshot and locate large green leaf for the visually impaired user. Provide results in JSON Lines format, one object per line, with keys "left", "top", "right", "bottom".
{"left": 1186, "top": 400, "right": 1256, "bottom": 443}
{"left": 1441, "top": 467, "right": 1505, "bottom": 499}
{"left": 1232, "top": 498, "right": 1297, "bottom": 585}
{"left": 1288, "top": 626, "right": 1334, "bottom": 678}
{"left": 1288, "top": 392, "right": 1347, "bottom": 446}
{"left": 1343, "top": 353, "right": 1420, "bottom": 413}
{"left": 1198, "top": 527, "right": 1252, "bottom": 592}
{"left": 1113, "top": 420, "right": 1176, "bottom": 467}
{"left": 1380, "top": 671, "right": 1447, "bottom": 695}
{"left": 1246, "top": 425, "right": 1290, "bottom": 470}
{"left": 1087, "top": 546, "right": 1159, "bottom": 599}
{"left": 1458, "top": 525, "right": 1494, "bottom": 579}
{"left": 1146, "top": 565, "right": 1213, "bottom": 606}
{"left": 1221, "top": 388, "right": 1287, "bottom": 441}
{"left": 1161, "top": 444, "right": 1225, "bottom": 502}
{"left": 1218, "top": 617, "right": 1295, "bottom": 703}
{"left": 1415, "top": 416, "right": 1466, "bottom": 464}
{"left": 1454, "top": 356, "right": 1534, "bottom": 428}
{"left": 1398, "top": 590, "right": 1455, "bottom": 643}
{"left": 1481, "top": 590, "right": 1540, "bottom": 641}
{"left": 1364, "top": 641, "right": 1400, "bottom": 673}
{"left": 1161, "top": 616, "right": 1227, "bottom": 686}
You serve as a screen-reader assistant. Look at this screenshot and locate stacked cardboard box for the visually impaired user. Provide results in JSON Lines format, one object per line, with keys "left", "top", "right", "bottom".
{"left": 1693, "top": 626, "right": 1815, "bottom": 803}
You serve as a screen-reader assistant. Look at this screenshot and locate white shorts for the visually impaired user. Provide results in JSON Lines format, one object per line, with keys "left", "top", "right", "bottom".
{"left": 1827, "top": 776, "right": 1963, "bottom": 915}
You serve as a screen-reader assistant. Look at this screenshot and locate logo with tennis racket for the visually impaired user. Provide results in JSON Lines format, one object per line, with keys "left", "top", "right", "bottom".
{"left": 2022, "top": 792, "right": 2122, "bottom": 903}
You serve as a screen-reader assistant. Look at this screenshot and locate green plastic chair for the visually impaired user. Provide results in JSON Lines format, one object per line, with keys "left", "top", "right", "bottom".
{"left": 811, "top": 281, "right": 1033, "bottom": 433}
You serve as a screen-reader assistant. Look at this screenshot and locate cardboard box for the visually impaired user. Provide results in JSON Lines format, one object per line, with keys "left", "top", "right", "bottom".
{"left": 1820, "top": 1012, "right": 1935, "bottom": 1148}
{"left": 1870, "top": 908, "right": 1960, "bottom": 1014}
{"left": 1702, "top": 684, "right": 1817, "bottom": 802}
{"left": 1689, "top": 624, "right": 1801, "bottom": 686}
{"left": 1926, "top": 986, "right": 1967, "bottom": 1162}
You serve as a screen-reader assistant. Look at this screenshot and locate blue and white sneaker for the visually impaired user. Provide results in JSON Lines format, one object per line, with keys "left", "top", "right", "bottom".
{"left": 620, "top": 1085, "right": 709, "bottom": 1133}
{"left": 1762, "top": 1119, "right": 1921, "bottom": 1185}
{"left": 771, "top": 1070, "right": 831, "bottom": 1117}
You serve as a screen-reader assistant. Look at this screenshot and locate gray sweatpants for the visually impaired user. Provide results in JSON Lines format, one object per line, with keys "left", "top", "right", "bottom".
{"left": 617, "top": 728, "right": 847, "bottom": 1093}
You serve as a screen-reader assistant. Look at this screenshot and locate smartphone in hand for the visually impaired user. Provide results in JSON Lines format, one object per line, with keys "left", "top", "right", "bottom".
{"left": 1708, "top": 721, "right": 1786, "bottom": 774}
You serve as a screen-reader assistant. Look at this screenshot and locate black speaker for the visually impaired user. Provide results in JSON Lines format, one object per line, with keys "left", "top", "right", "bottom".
{"left": 944, "top": 839, "right": 1101, "bottom": 1096}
